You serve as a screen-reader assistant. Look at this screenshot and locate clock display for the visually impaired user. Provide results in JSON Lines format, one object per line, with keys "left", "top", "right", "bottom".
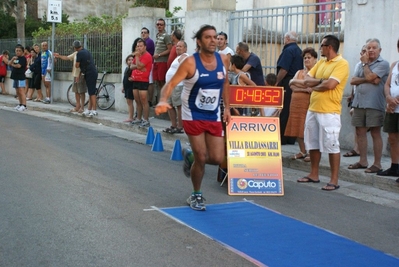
{"left": 229, "top": 85, "right": 284, "bottom": 107}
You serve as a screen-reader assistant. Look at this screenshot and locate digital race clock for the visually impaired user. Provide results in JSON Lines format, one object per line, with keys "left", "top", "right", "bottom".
{"left": 229, "top": 85, "right": 284, "bottom": 107}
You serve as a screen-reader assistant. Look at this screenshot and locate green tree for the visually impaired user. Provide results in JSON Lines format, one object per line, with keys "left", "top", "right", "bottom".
{"left": 130, "top": 0, "right": 169, "bottom": 9}
{"left": 0, "top": 9, "right": 16, "bottom": 38}
{"left": 0, "top": 0, "right": 26, "bottom": 44}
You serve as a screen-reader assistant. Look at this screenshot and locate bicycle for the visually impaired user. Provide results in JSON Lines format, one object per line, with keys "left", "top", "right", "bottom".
{"left": 67, "top": 71, "right": 115, "bottom": 110}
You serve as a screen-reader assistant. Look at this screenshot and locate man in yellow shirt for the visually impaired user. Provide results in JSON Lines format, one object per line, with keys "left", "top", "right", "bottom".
{"left": 297, "top": 35, "right": 349, "bottom": 191}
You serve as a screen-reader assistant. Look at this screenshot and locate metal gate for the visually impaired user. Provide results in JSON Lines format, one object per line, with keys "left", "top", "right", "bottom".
{"left": 228, "top": 1, "right": 345, "bottom": 75}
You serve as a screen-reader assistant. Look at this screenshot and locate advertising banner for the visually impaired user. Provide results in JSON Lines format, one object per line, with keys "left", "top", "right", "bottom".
{"left": 227, "top": 116, "right": 284, "bottom": 196}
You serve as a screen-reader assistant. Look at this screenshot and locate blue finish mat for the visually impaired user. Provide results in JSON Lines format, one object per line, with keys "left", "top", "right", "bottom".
{"left": 159, "top": 201, "right": 399, "bottom": 267}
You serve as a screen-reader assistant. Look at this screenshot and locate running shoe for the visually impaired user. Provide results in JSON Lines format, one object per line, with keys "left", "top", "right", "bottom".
{"left": 131, "top": 118, "right": 142, "bottom": 125}
{"left": 187, "top": 193, "right": 206, "bottom": 211}
{"left": 89, "top": 110, "right": 98, "bottom": 116}
{"left": 14, "top": 104, "right": 21, "bottom": 110}
{"left": 182, "top": 148, "right": 194, "bottom": 178}
{"left": 82, "top": 110, "right": 91, "bottom": 116}
{"left": 17, "top": 105, "right": 27, "bottom": 112}
{"left": 43, "top": 98, "right": 50, "bottom": 104}
{"left": 139, "top": 120, "right": 150, "bottom": 128}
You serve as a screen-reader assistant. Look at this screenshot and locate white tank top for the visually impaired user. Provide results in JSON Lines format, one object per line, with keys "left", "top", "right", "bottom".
{"left": 390, "top": 61, "right": 399, "bottom": 113}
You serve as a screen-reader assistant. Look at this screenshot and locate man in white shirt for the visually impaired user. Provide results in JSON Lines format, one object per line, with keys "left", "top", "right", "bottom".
{"left": 217, "top": 31, "right": 234, "bottom": 59}
{"left": 163, "top": 40, "right": 189, "bottom": 134}
{"left": 217, "top": 31, "right": 234, "bottom": 83}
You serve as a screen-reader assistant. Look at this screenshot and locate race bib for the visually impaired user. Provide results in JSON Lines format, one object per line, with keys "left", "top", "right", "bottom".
{"left": 195, "top": 88, "right": 220, "bottom": 111}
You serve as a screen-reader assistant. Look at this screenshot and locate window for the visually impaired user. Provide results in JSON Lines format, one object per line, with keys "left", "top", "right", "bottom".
{"left": 317, "top": 0, "right": 342, "bottom": 27}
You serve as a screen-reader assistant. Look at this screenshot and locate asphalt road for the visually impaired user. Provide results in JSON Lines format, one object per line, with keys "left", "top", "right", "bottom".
{"left": 0, "top": 109, "right": 398, "bottom": 267}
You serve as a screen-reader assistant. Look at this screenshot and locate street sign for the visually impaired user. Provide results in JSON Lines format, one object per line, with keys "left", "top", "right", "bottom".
{"left": 47, "top": 0, "right": 62, "bottom": 23}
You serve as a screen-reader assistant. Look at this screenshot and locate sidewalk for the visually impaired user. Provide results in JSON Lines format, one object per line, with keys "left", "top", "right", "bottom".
{"left": 1, "top": 94, "right": 398, "bottom": 194}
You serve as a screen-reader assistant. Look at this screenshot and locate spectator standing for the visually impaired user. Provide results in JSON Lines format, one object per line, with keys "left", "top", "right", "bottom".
{"left": 235, "top": 42, "right": 265, "bottom": 86}
{"left": 218, "top": 31, "right": 235, "bottom": 83}
{"left": 40, "top": 42, "right": 53, "bottom": 104}
{"left": 155, "top": 25, "right": 231, "bottom": 211}
{"left": 163, "top": 40, "right": 189, "bottom": 134}
{"left": 217, "top": 32, "right": 235, "bottom": 59}
{"left": 229, "top": 55, "right": 256, "bottom": 116}
{"left": 26, "top": 48, "right": 39, "bottom": 100}
{"left": 275, "top": 31, "right": 304, "bottom": 145}
{"left": 131, "top": 38, "right": 153, "bottom": 127}
{"left": 260, "top": 73, "right": 280, "bottom": 117}
{"left": 348, "top": 38, "right": 390, "bottom": 173}
{"left": 297, "top": 35, "right": 349, "bottom": 191}
{"left": 343, "top": 45, "right": 367, "bottom": 158}
{"left": 122, "top": 54, "right": 135, "bottom": 122}
{"left": 378, "top": 38, "right": 399, "bottom": 180}
{"left": 24, "top": 46, "right": 31, "bottom": 96}
{"left": 54, "top": 42, "right": 89, "bottom": 114}
{"left": 153, "top": 18, "right": 172, "bottom": 105}
{"left": 140, "top": 27, "right": 156, "bottom": 107}
{"left": 9, "top": 44, "right": 27, "bottom": 111}
{"left": 30, "top": 44, "right": 44, "bottom": 102}
{"left": 167, "top": 29, "right": 182, "bottom": 69}
{"left": 285, "top": 47, "right": 318, "bottom": 162}
{"left": 75, "top": 40, "right": 98, "bottom": 117}
{"left": 0, "top": 50, "right": 10, "bottom": 95}
{"left": 229, "top": 55, "right": 255, "bottom": 86}
{"left": 140, "top": 27, "right": 155, "bottom": 56}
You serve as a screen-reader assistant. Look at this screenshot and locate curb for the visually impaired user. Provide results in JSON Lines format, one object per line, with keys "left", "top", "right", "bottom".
{"left": 2, "top": 99, "right": 398, "bottom": 194}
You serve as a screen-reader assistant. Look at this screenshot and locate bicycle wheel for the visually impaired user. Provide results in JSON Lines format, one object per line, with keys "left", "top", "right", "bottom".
{"left": 97, "top": 83, "right": 115, "bottom": 110}
{"left": 67, "top": 83, "right": 89, "bottom": 107}
{"left": 67, "top": 83, "right": 76, "bottom": 107}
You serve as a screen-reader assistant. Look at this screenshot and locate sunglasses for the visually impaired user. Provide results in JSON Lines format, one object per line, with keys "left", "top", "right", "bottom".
{"left": 141, "top": 32, "right": 148, "bottom": 34}
{"left": 156, "top": 23, "right": 164, "bottom": 26}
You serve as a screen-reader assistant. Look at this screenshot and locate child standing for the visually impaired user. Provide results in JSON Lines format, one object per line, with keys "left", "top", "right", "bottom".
{"left": 9, "top": 45, "right": 27, "bottom": 111}
{"left": 122, "top": 54, "right": 135, "bottom": 122}
{"left": 260, "top": 73, "right": 281, "bottom": 117}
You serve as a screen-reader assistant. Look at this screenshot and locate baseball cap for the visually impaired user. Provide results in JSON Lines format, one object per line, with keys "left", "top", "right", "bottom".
{"left": 73, "top": 40, "right": 82, "bottom": 48}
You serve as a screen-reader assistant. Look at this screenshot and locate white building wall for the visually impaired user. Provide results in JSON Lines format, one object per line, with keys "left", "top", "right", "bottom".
{"left": 184, "top": 9, "right": 232, "bottom": 54}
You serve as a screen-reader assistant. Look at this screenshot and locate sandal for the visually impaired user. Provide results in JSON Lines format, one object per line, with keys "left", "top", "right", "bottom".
{"left": 348, "top": 162, "right": 368, "bottom": 169}
{"left": 297, "top": 176, "right": 320, "bottom": 183}
{"left": 163, "top": 126, "right": 177, "bottom": 133}
{"left": 291, "top": 152, "right": 308, "bottom": 160}
{"left": 175, "top": 127, "right": 184, "bottom": 134}
{"left": 364, "top": 165, "right": 382, "bottom": 173}
{"left": 33, "top": 98, "right": 43, "bottom": 102}
{"left": 70, "top": 108, "right": 79, "bottom": 113}
{"left": 321, "top": 183, "right": 340, "bottom": 191}
{"left": 343, "top": 150, "right": 359, "bottom": 157}
{"left": 303, "top": 156, "right": 310, "bottom": 162}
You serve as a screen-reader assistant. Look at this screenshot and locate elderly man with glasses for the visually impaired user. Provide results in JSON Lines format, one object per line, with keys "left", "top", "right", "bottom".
{"left": 348, "top": 38, "right": 390, "bottom": 174}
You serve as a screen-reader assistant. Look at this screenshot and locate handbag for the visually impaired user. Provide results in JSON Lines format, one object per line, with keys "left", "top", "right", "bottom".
{"left": 25, "top": 69, "right": 33, "bottom": 78}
